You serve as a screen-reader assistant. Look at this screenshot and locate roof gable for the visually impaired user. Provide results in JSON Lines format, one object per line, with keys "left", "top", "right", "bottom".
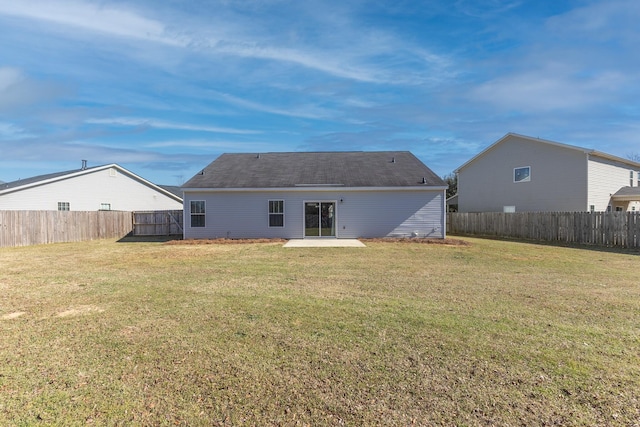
{"left": 183, "top": 151, "right": 445, "bottom": 189}
{"left": 455, "top": 133, "right": 640, "bottom": 172}
{"left": 0, "top": 164, "right": 182, "bottom": 202}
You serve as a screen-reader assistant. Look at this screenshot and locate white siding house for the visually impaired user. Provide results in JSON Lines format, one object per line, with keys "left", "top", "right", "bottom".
{"left": 182, "top": 152, "right": 447, "bottom": 239}
{"left": 456, "top": 133, "right": 640, "bottom": 213}
{"left": 0, "top": 163, "right": 183, "bottom": 211}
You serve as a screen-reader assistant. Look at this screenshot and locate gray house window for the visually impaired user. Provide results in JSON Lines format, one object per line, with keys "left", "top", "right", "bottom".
{"left": 514, "top": 166, "right": 531, "bottom": 183}
{"left": 190, "top": 200, "right": 205, "bottom": 227}
{"left": 58, "top": 202, "right": 70, "bottom": 211}
{"left": 268, "top": 200, "right": 284, "bottom": 227}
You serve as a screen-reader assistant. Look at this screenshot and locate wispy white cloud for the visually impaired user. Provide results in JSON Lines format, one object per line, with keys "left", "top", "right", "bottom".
{"left": 0, "top": 0, "right": 186, "bottom": 46}
{"left": 472, "top": 69, "right": 626, "bottom": 112}
{"left": 144, "top": 138, "right": 277, "bottom": 152}
{"left": 0, "top": 0, "right": 453, "bottom": 85}
{"left": 211, "top": 91, "right": 333, "bottom": 120}
{"left": 86, "top": 117, "right": 261, "bottom": 135}
{"left": 0, "top": 67, "right": 68, "bottom": 112}
{"left": 0, "top": 122, "right": 33, "bottom": 140}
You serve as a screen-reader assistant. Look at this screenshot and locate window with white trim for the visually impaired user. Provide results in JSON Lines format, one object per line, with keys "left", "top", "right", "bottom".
{"left": 514, "top": 166, "right": 530, "bottom": 183}
{"left": 100, "top": 203, "right": 111, "bottom": 211}
{"left": 58, "top": 202, "right": 70, "bottom": 211}
{"left": 190, "top": 200, "right": 205, "bottom": 227}
{"left": 268, "top": 200, "right": 284, "bottom": 227}
{"left": 630, "top": 171, "right": 634, "bottom": 187}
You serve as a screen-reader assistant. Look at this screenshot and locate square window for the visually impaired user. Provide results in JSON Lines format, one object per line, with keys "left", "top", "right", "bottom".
{"left": 514, "top": 167, "right": 530, "bottom": 183}
{"left": 58, "top": 202, "right": 70, "bottom": 211}
{"left": 190, "top": 201, "right": 205, "bottom": 227}
{"left": 269, "top": 200, "right": 284, "bottom": 227}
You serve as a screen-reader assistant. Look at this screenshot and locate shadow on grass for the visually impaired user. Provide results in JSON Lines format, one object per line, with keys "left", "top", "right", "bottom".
{"left": 117, "top": 234, "right": 183, "bottom": 243}
{"left": 450, "top": 233, "right": 640, "bottom": 256}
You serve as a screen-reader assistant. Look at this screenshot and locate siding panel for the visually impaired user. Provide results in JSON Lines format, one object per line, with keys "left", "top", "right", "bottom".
{"left": 0, "top": 168, "right": 182, "bottom": 211}
{"left": 183, "top": 189, "right": 445, "bottom": 239}
{"left": 588, "top": 156, "right": 637, "bottom": 211}
{"left": 458, "top": 135, "right": 587, "bottom": 212}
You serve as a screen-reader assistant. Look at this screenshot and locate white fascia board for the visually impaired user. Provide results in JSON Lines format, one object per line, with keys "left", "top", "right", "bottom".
{"left": 454, "top": 132, "right": 594, "bottom": 173}
{"left": 0, "top": 164, "right": 115, "bottom": 196}
{"left": 589, "top": 152, "right": 640, "bottom": 168}
{"left": 0, "top": 163, "right": 183, "bottom": 202}
{"left": 182, "top": 186, "right": 448, "bottom": 193}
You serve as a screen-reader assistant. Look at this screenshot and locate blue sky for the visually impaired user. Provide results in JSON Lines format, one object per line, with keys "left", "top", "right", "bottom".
{"left": 1, "top": 0, "right": 639, "bottom": 185}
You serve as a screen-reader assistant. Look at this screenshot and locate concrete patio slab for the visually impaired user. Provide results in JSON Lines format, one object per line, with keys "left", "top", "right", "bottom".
{"left": 283, "top": 239, "right": 366, "bottom": 248}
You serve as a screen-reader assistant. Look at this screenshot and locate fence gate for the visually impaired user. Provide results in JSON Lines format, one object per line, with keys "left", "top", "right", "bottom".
{"left": 133, "top": 210, "right": 183, "bottom": 236}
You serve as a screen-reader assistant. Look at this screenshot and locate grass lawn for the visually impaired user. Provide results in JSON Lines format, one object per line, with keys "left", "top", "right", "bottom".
{"left": 1, "top": 237, "right": 639, "bottom": 426}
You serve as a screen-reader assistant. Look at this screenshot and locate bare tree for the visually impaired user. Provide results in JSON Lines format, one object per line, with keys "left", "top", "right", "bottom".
{"left": 442, "top": 173, "right": 457, "bottom": 199}
{"left": 627, "top": 153, "right": 640, "bottom": 163}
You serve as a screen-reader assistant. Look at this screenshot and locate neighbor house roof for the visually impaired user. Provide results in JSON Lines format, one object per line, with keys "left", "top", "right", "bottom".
{"left": 612, "top": 186, "right": 640, "bottom": 201}
{"left": 182, "top": 151, "right": 446, "bottom": 189}
{"left": 455, "top": 133, "right": 640, "bottom": 173}
{"left": 0, "top": 164, "right": 183, "bottom": 202}
{"left": 159, "top": 185, "right": 183, "bottom": 198}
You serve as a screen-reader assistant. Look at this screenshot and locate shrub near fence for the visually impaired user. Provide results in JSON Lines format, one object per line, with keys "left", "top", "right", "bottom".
{"left": 0, "top": 211, "right": 133, "bottom": 248}
{"left": 448, "top": 212, "right": 640, "bottom": 249}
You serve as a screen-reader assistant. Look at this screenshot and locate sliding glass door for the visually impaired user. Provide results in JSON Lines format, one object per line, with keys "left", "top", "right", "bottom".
{"left": 304, "top": 202, "right": 336, "bottom": 237}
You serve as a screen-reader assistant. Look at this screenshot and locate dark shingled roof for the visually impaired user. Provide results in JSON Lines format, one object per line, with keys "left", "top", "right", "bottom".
{"left": 159, "top": 185, "right": 183, "bottom": 198}
{"left": 613, "top": 186, "right": 640, "bottom": 197}
{"left": 183, "top": 151, "right": 445, "bottom": 189}
{"left": 0, "top": 168, "right": 94, "bottom": 191}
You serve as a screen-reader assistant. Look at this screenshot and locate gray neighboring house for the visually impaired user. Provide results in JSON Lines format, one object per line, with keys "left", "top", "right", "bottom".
{"left": 455, "top": 133, "right": 640, "bottom": 213}
{"left": 0, "top": 162, "right": 183, "bottom": 211}
{"left": 182, "top": 151, "right": 447, "bottom": 239}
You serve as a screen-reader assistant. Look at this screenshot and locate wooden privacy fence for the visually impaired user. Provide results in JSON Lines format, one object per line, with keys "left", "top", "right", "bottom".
{"left": 448, "top": 212, "right": 640, "bottom": 248}
{"left": 132, "top": 210, "right": 183, "bottom": 236}
{"left": 0, "top": 210, "right": 133, "bottom": 248}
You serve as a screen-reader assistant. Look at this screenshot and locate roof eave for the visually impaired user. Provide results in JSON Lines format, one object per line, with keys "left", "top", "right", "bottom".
{"left": 454, "top": 132, "right": 594, "bottom": 173}
{"left": 0, "top": 164, "right": 183, "bottom": 202}
{"left": 182, "top": 185, "right": 448, "bottom": 192}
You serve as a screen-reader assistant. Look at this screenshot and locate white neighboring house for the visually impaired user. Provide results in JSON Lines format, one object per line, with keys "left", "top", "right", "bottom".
{"left": 182, "top": 151, "right": 447, "bottom": 239}
{"left": 455, "top": 133, "right": 640, "bottom": 213}
{"left": 0, "top": 162, "right": 183, "bottom": 211}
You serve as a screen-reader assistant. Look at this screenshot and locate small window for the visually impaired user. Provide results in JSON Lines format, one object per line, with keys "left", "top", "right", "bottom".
{"left": 607, "top": 205, "right": 612, "bottom": 212}
{"left": 630, "top": 171, "right": 634, "bottom": 187}
{"left": 58, "top": 202, "right": 70, "bottom": 211}
{"left": 268, "top": 200, "right": 284, "bottom": 227}
{"left": 190, "top": 200, "right": 205, "bottom": 227}
{"left": 100, "top": 203, "right": 111, "bottom": 211}
{"left": 615, "top": 206, "right": 623, "bottom": 212}
{"left": 590, "top": 205, "right": 595, "bottom": 213}
{"left": 637, "top": 171, "right": 640, "bottom": 187}
{"left": 514, "top": 166, "right": 531, "bottom": 183}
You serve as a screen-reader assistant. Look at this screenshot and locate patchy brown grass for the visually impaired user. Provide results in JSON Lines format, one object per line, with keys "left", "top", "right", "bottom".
{"left": 167, "top": 238, "right": 288, "bottom": 245}
{"left": 360, "top": 237, "right": 471, "bottom": 245}
{"left": 1, "top": 237, "right": 638, "bottom": 425}
{"left": 169, "top": 237, "right": 470, "bottom": 246}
